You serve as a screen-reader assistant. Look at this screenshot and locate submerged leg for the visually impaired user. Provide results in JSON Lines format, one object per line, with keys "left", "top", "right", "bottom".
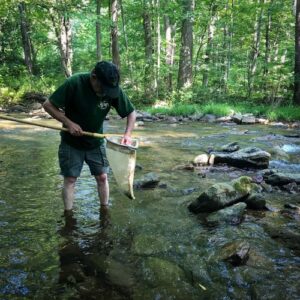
{"left": 63, "top": 176, "right": 77, "bottom": 211}
{"left": 95, "top": 173, "right": 109, "bottom": 206}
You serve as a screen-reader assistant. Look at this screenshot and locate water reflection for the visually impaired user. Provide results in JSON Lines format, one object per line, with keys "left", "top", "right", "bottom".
{"left": 57, "top": 207, "right": 116, "bottom": 299}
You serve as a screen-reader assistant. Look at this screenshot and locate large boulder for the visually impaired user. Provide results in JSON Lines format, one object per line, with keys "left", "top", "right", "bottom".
{"left": 188, "top": 176, "right": 256, "bottom": 213}
{"left": 263, "top": 170, "right": 300, "bottom": 186}
{"left": 212, "top": 147, "right": 271, "bottom": 169}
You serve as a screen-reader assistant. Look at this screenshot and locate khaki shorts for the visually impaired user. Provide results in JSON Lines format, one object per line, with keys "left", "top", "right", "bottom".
{"left": 58, "top": 141, "right": 109, "bottom": 177}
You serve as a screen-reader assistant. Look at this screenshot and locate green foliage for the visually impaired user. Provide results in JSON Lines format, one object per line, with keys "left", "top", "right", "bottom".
{"left": 145, "top": 102, "right": 300, "bottom": 121}
{"left": 0, "top": 0, "right": 297, "bottom": 108}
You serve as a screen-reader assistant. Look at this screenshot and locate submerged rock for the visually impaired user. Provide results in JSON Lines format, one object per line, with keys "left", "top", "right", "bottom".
{"left": 134, "top": 172, "right": 160, "bottom": 189}
{"left": 221, "top": 241, "right": 250, "bottom": 266}
{"left": 212, "top": 147, "right": 271, "bottom": 169}
{"left": 132, "top": 234, "right": 172, "bottom": 255}
{"left": 188, "top": 176, "right": 256, "bottom": 213}
{"left": 142, "top": 257, "right": 187, "bottom": 287}
{"left": 206, "top": 202, "right": 247, "bottom": 225}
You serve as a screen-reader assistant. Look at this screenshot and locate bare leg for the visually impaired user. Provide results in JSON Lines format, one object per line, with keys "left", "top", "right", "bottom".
{"left": 95, "top": 173, "right": 109, "bottom": 206}
{"left": 63, "top": 176, "right": 77, "bottom": 211}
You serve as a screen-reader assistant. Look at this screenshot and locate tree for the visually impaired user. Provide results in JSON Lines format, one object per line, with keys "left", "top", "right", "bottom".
{"left": 18, "top": 2, "right": 35, "bottom": 74}
{"left": 49, "top": 4, "right": 73, "bottom": 78}
{"left": 143, "top": 0, "right": 155, "bottom": 101}
{"left": 96, "top": 0, "right": 102, "bottom": 61}
{"left": 177, "top": 0, "right": 194, "bottom": 89}
{"left": 294, "top": 0, "right": 300, "bottom": 105}
{"left": 111, "top": 0, "right": 121, "bottom": 68}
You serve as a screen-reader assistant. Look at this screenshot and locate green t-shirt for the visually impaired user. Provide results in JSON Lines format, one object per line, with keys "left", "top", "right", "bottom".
{"left": 49, "top": 72, "right": 135, "bottom": 150}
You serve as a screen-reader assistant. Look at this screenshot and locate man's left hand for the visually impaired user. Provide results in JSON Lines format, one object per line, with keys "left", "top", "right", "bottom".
{"left": 121, "top": 135, "right": 132, "bottom": 145}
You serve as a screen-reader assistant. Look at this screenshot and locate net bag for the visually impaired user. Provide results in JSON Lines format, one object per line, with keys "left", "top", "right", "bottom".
{"left": 106, "top": 137, "right": 138, "bottom": 199}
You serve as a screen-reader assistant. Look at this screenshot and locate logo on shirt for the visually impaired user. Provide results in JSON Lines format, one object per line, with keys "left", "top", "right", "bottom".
{"left": 98, "top": 101, "right": 110, "bottom": 110}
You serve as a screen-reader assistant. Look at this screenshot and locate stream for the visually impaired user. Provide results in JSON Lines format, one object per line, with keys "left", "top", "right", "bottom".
{"left": 0, "top": 117, "right": 299, "bottom": 299}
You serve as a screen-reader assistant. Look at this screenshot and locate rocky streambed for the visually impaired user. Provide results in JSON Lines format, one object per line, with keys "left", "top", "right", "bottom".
{"left": 0, "top": 113, "right": 300, "bottom": 299}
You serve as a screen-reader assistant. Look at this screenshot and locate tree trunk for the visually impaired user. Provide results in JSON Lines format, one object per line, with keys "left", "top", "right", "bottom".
{"left": 120, "top": 0, "right": 133, "bottom": 81}
{"left": 50, "top": 10, "right": 73, "bottom": 78}
{"left": 247, "top": 0, "right": 264, "bottom": 97}
{"left": 264, "top": 1, "right": 272, "bottom": 76}
{"left": 18, "top": 2, "right": 35, "bottom": 74}
{"left": 164, "top": 15, "right": 175, "bottom": 92}
{"left": 155, "top": 0, "right": 161, "bottom": 96}
{"left": 177, "top": 0, "right": 194, "bottom": 90}
{"left": 222, "top": 0, "right": 234, "bottom": 91}
{"left": 96, "top": 0, "right": 102, "bottom": 61}
{"left": 294, "top": 0, "right": 300, "bottom": 105}
{"left": 111, "top": 0, "right": 121, "bottom": 68}
{"left": 143, "top": 0, "right": 155, "bottom": 100}
{"left": 202, "top": 3, "right": 217, "bottom": 87}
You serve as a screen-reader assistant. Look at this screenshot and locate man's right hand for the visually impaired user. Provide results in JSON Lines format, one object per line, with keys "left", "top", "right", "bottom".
{"left": 65, "top": 120, "right": 83, "bottom": 136}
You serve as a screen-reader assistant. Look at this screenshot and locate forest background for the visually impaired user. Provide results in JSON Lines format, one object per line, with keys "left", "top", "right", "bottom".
{"left": 1, "top": 0, "right": 300, "bottom": 121}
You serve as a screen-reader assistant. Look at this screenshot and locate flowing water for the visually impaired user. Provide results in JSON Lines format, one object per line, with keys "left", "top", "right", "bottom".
{"left": 0, "top": 118, "right": 300, "bottom": 299}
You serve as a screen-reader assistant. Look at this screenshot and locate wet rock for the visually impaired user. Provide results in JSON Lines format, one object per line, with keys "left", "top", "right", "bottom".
{"left": 216, "top": 116, "right": 232, "bottom": 122}
{"left": 244, "top": 193, "right": 266, "bottom": 210}
{"left": 256, "top": 117, "right": 269, "bottom": 125}
{"left": 232, "top": 113, "right": 243, "bottom": 124}
{"left": 263, "top": 223, "right": 300, "bottom": 252}
{"left": 282, "top": 182, "right": 300, "bottom": 193}
{"left": 142, "top": 257, "right": 187, "bottom": 287}
{"left": 193, "top": 154, "right": 209, "bottom": 165}
{"left": 202, "top": 114, "right": 216, "bottom": 123}
{"left": 284, "top": 203, "right": 300, "bottom": 210}
{"left": 206, "top": 202, "right": 247, "bottom": 225}
{"left": 135, "top": 121, "right": 144, "bottom": 127}
{"left": 188, "top": 176, "right": 256, "bottom": 213}
{"left": 212, "top": 147, "right": 271, "bottom": 169}
{"left": 132, "top": 234, "right": 172, "bottom": 255}
{"left": 189, "top": 113, "right": 204, "bottom": 121}
{"left": 263, "top": 170, "right": 300, "bottom": 186}
{"left": 221, "top": 241, "right": 250, "bottom": 266}
{"left": 167, "top": 116, "right": 178, "bottom": 123}
{"left": 260, "top": 182, "right": 273, "bottom": 193}
{"left": 241, "top": 115, "right": 256, "bottom": 124}
{"left": 181, "top": 187, "right": 198, "bottom": 195}
{"left": 134, "top": 172, "right": 160, "bottom": 189}
{"left": 221, "top": 142, "right": 240, "bottom": 153}
{"left": 106, "top": 259, "right": 135, "bottom": 288}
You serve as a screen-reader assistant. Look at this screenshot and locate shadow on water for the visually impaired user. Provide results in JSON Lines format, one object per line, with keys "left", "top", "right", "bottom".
{"left": 0, "top": 120, "right": 300, "bottom": 299}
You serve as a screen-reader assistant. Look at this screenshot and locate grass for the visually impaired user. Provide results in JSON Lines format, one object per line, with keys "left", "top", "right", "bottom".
{"left": 144, "top": 102, "right": 300, "bottom": 122}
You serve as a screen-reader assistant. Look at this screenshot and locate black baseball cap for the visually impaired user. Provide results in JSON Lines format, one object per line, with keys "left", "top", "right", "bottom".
{"left": 94, "top": 61, "right": 120, "bottom": 98}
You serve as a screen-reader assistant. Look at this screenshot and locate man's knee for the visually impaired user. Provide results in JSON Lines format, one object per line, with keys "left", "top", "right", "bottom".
{"left": 64, "top": 176, "right": 77, "bottom": 186}
{"left": 95, "top": 173, "right": 108, "bottom": 185}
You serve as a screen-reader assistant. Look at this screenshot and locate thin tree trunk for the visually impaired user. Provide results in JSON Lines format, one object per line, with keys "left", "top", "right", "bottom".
{"left": 294, "top": 0, "right": 300, "bottom": 105}
{"left": 111, "top": 0, "right": 121, "bottom": 68}
{"left": 50, "top": 10, "right": 73, "bottom": 77}
{"left": 164, "top": 15, "right": 175, "bottom": 91}
{"left": 120, "top": 0, "right": 133, "bottom": 81}
{"left": 264, "top": 2, "right": 272, "bottom": 76}
{"left": 202, "top": 3, "right": 217, "bottom": 87}
{"left": 18, "top": 2, "right": 35, "bottom": 74}
{"left": 223, "top": 0, "right": 234, "bottom": 91}
{"left": 96, "top": 0, "right": 102, "bottom": 61}
{"left": 247, "top": 0, "right": 264, "bottom": 97}
{"left": 177, "top": 0, "right": 194, "bottom": 89}
{"left": 143, "top": 0, "right": 155, "bottom": 100}
{"left": 155, "top": 0, "right": 161, "bottom": 96}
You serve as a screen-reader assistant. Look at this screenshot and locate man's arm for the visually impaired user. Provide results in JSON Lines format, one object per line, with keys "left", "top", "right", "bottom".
{"left": 43, "top": 99, "right": 83, "bottom": 136}
{"left": 121, "top": 110, "right": 136, "bottom": 145}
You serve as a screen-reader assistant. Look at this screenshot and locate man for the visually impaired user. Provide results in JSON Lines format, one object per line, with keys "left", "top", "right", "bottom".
{"left": 43, "top": 61, "right": 136, "bottom": 211}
